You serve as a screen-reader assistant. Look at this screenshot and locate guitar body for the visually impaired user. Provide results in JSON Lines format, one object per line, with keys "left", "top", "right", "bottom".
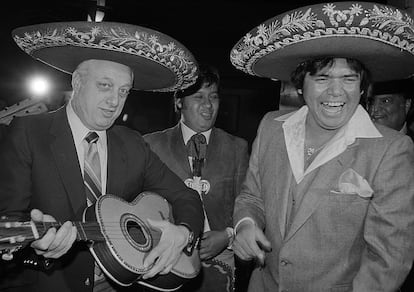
{"left": 84, "top": 192, "right": 201, "bottom": 291}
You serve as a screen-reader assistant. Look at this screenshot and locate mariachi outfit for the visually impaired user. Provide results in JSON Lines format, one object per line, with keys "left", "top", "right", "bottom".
{"left": 230, "top": 2, "right": 414, "bottom": 291}
{"left": 0, "top": 21, "right": 202, "bottom": 292}
{"left": 144, "top": 121, "right": 249, "bottom": 292}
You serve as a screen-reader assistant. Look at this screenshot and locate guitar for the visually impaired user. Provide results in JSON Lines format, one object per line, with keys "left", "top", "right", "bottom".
{"left": 0, "top": 192, "right": 201, "bottom": 291}
{"left": 0, "top": 98, "right": 48, "bottom": 125}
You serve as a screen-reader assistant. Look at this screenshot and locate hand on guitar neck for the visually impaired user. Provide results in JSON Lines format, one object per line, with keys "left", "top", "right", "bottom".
{"left": 0, "top": 209, "right": 78, "bottom": 261}
{"left": 29, "top": 209, "right": 78, "bottom": 259}
{"left": 0, "top": 192, "right": 201, "bottom": 291}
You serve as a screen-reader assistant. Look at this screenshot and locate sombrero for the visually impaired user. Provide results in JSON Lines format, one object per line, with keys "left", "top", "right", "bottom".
{"left": 12, "top": 21, "right": 198, "bottom": 92}
{"left": 371, "top": 78, "right": 413, "bottom": 96}
{"left": 230, "top": 2, "right": 414, "bottom": 82}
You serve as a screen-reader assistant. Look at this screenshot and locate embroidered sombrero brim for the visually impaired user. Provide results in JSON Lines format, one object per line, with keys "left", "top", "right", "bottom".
{"left": 230, "top": 2, "right": 414, "bottom": 82}
{"left": 12, "top": 22, "right": 198, "bottom": 92}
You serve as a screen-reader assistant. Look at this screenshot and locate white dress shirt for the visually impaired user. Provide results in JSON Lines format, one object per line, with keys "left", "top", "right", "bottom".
{"left": 66, "top": 100, "right": 108, "bottom": 198}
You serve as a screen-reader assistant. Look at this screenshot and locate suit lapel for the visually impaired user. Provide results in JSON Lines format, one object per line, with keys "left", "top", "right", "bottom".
{"left": 171, "top": 125, "right": 192, "bottom": 177}
{"left": 106, "top": 129, "right": 127, "bottom": 197}
{"left": 267, "top": 129, "right": 292, "bottom": 239}
{"left": 50, "top": 109, "right": 86, "bottom": 216}
{"left": 275, "top": 141, "right": 292, "bottom": 239}
{"left": 284, "top": 141, "right": 359, "bottom": 242}
{"left": 203, "top": 128, "right": 219, "bottom": 179}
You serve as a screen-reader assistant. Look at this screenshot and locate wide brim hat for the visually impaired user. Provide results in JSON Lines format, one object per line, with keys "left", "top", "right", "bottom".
{"left": 371, "top": 78, "right": 413, "bottom": 96}
{"left": 12, "top": 21, "right": 198, "bottom": 92}
{"left": 230, "top": 1, "right": 414, "bottom": 82}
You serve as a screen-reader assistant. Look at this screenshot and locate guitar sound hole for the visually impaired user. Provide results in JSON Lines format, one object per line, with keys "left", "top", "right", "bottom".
{"left": 126, "top": 221, "right": 147, "bottom": 245}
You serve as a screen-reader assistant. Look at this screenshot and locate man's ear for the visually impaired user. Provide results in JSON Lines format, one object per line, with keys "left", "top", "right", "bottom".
{"left": 71, "top": 72, "right": 82, "bottom": 95}
{"left": 174, "top": 98, "right": 182, "bottom": 113}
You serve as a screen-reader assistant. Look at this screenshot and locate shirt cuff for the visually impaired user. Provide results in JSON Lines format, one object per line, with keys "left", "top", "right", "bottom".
{"left": 234, "top": 217, "right": 256, "bottom": 235}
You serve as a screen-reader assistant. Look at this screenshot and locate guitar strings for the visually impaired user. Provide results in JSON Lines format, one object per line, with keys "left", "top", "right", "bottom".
{"left": 2, "top": 222, "right": 163, "bottom": 241}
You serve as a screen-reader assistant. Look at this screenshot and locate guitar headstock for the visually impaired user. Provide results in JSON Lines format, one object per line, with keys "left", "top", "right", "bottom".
{"left": 0, "top": 216, "right": 34, "bottom": 260}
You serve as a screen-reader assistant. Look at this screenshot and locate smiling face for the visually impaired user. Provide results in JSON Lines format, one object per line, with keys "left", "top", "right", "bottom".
{"left": 369, "top": 93, "right": 410, "bottom": 131}
{"left": 302, "top": 58, "right": 362, "bottom": 132}
{"left": 71, "top": 59, "right": 133, "bottom": 131}
{"left": 176, "top": 82, "right": 219, "bottom": 133}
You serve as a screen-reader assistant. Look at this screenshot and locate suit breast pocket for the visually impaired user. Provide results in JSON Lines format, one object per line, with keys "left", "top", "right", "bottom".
{"left": 327, "top": 190, "right": 371, "bottom": 203}
{"left": 322, "top": 190, "right": 370, "bottom": 237}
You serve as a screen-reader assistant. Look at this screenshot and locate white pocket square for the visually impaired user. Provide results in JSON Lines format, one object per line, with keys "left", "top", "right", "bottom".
{"left": 338, "top": 168, "right": 373, "bottom": 198}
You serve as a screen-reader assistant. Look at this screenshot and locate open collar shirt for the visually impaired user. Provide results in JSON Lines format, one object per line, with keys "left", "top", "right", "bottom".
{"left": 276, "top": 105, "right": 382, "bottom": 184}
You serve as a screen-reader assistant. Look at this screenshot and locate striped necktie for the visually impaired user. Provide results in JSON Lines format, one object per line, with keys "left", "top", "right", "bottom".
{"left": 84, "top": 132, "right": 102, "bottom": 205}
{"left": 83, "top": 132, "right": 108, "bottom": 290}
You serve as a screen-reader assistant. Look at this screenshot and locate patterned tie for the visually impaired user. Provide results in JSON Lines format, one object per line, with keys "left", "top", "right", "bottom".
{"left": 83, "top": 132, "right": 102, "bottom": 205}
{"left": 83, "top": 132, "right": 109, "bottom": 291}
{"left": 187, "top": 133, "right": 207, "bottom": 177}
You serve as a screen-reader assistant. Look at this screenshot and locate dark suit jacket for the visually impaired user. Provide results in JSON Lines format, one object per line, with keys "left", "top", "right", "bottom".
{"left": 0, "top": 107, "right": 203, "bottom": 292}
{"left": 144, "top": 125, "right": 249, "bottom": 231}
{"left": 0, "top": 124, "right": 8, "bottom": 142}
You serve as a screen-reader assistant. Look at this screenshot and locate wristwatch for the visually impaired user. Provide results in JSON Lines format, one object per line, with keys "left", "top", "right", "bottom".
{"left": 225, "top": 227, "right": 235, "bottom": 250}
{"left": 179, "top": 223, "right": 197, "bottom": 256}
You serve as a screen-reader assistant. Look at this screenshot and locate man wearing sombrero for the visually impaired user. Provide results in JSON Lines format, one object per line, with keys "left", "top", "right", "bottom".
{"left": 0, "top": 22, "right": 204, "bottom": 291}
{"left": 231, "top": 2, "right": 414, "bottom": 291}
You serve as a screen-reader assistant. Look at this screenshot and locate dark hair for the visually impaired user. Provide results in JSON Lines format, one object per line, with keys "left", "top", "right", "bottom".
{"left": 174, "top": 63, "right": 220, "bottom": 99}
{"left": 290, "top": 57, "right": 371, "bottom": 104}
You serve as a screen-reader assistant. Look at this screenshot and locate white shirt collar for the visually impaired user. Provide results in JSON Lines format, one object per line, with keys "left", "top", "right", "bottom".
{"left": 180, "top": 120, "right": 211, "bottom": 145}
{"left": 66, "top": 99, "right": 108, "bottom": 196}
{"left": 66, "top": 99, "right": 106, "bottom": 146}
{"left": 277, "top": 105, "right": 382, "bottom": 183}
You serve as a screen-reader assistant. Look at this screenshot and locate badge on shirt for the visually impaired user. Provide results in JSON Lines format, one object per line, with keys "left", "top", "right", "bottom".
{"left": 185, "top": 176, "right": 210, "bottom": 195}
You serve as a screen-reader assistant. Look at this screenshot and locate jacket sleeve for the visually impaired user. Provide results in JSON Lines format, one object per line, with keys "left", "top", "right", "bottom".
{"left": 233, "top": 115, "right": 268, "bottom": 230}
{"left": 353, "top": 135, "right": 414, "bottom": 291}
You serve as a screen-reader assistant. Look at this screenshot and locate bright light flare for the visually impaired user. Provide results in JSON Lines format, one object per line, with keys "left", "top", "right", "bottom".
{"left": 28, "top": 76, "right": 50, "bottom": 98}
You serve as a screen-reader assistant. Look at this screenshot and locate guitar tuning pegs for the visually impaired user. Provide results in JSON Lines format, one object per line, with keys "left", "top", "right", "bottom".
{"left": 22, "top": 253, "right": 54, "bottom": 270}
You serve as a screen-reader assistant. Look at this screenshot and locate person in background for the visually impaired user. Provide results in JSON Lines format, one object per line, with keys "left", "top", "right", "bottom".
{"left": 229, "top": 2, "right": 414, "bottom": 291}
{"left": 368, "top": 78, "right": 413, "bottom": 141}
{"left": 144, "top": 63, "right": 249, "bottom": 292}
{"left": 0, "top": 21, "right": 204, "bottom": 292}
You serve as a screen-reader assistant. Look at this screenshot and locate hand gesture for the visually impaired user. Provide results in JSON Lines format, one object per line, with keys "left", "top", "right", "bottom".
{"left": 199, "top": 230, "right": 228, "bottom": 260}
{"left": 142, "top": 219, "right": 189, "bottom": 279}
{"left": 233, "top": 220, "right": 271, "bottom": 266}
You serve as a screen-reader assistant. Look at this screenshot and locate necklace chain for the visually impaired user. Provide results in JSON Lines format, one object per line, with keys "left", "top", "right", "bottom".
{"left": 305, "top": 143, "right": 325, "bottom": 159}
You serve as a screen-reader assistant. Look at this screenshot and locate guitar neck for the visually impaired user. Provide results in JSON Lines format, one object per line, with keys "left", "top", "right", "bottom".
{"left": 0, "top": 221, "right": 106, "bottom": 249}
{"left": 36, "top": 221, "right": 106, "bottom": 242}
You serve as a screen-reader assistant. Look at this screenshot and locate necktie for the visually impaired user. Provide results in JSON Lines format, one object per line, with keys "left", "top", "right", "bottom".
{"left": 83, "top": 132, "right": 107, "bottom": 290}
{"left": 187, "top": 133, "right": 210, "bottom": 232}
{"left": 83, "top": 132, "right": 102, "bottom": 205}
{"left": 187, "top": 133, "right": 207, "bottom": 177}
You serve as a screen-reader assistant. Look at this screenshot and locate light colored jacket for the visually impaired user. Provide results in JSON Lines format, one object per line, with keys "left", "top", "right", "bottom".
{"left": 234, "top": 110, "right": 414, "bottom": 292}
